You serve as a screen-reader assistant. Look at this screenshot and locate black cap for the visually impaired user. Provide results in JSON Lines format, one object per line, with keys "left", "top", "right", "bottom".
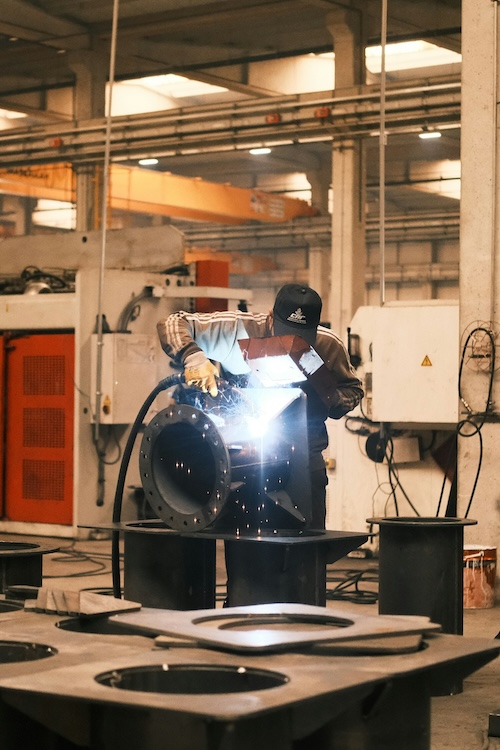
{"left": 272, "top": 284, "right": 322, "bottom": 345}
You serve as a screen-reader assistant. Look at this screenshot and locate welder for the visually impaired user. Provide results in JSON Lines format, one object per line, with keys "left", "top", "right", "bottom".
{"left": 157, "top": 283, "right": 363, "bottom": 529}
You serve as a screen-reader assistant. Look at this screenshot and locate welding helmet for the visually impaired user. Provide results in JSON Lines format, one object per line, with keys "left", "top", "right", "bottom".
{"left": 272, "top": 284, "right": 322, "bottom": 345}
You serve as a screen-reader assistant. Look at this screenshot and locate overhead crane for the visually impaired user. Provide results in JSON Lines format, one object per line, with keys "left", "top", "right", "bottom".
{"left": 0, "top": 163, "right": 317, "bottom": 224}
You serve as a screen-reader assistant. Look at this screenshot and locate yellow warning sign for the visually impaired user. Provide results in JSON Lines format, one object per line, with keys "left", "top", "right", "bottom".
{"left": 421, "top": 355, "right": 432, "bottom": 367}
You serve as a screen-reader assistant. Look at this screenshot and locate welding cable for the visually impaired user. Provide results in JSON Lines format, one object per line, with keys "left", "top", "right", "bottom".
{"left": 96, "top": 426, "right": 123, "bottom": 466}
{"left": 435, "top": 435, "right": 458, "bottom": 517}
{"left": 436, "top": 326, "right": 496, "bottom": 518}
{"left": 420, "top": 430, "right": 437, "bottom": 454}
{"left": 371, "top": 476, "right": 393, "bottom": 517}
{"left": 344, "top": 415, "right": 375, "bottom": 436}
{"left": 383, "top": 437, "right": 399, "bottom": 516}
{"left": 385, "top": 436, "right": 421, "bottom": 516}
{"left": 43, "top": 545, "right": 109, "bottom": 579}
{"left": 111, "top": 372, "right": 185, "bottom": 599}
{"left": 458, "top": 326, "right": 496, "bottom": 429}
{"left": 20, "top": 265, "right": 71, "bottom": 291}
{"left": 456, "top": 327, "right": 493, "bottom": 517}
{"left": 326, "top": 568, "right": 379, "bottom": 605}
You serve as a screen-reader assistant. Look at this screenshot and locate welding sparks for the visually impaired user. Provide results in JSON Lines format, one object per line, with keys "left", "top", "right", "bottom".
{"left": 160, "top": 383, "right": 308, "bottom": 533}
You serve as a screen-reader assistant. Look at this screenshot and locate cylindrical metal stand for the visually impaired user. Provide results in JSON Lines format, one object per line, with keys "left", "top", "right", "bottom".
{"left": 369, "top": 517, "right": 476, "bottom": 634}
{"left": 368, "top": 516, "right": 477, "bottom": 696}
{"left": 0, "top": 541, "right": 59, "bottom": 593}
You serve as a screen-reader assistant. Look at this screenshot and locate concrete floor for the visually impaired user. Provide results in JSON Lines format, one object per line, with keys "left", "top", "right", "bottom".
{"left": 3, "top": 533, "right": 499, "bottom": 749}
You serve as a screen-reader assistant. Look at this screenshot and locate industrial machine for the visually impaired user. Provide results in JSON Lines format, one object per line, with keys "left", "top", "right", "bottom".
{"left": 326, "top": 301, "right": 462, "bottom": 536}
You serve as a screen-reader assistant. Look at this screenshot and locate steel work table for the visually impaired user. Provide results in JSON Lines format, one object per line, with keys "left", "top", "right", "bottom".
{"left": 0, "top": 604, "right": 496, "bottom": 750}
{"left": 102, "top": 521, "right": 368, "bottom": 609}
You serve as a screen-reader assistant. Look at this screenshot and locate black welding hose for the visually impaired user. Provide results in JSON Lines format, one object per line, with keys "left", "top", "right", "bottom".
{"left": 111, "top": 373, "right": 185, "bottom": 598}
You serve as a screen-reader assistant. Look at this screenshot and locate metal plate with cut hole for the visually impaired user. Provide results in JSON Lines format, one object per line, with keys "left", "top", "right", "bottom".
{"left": 111, "top": 603, "right": 441, "bottom": 653}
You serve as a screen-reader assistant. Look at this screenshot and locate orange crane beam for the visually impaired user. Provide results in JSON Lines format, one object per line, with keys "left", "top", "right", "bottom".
{"left": 0, "top": 164, "right": 317, "bottom": 224}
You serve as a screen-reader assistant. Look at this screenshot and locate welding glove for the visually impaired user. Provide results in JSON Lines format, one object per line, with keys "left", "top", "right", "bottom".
{"left": 184, "top": 351, "right": 219, "bottom": 397}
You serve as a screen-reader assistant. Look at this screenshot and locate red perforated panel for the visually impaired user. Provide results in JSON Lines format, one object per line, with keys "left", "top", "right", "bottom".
{"left": 23, "top": 408, "right": 66, "bottom": 448}
{"left": 23, "top": 355, "right": 66, "bottom": 396}
{"left": 4, "top": 333, "right": 74, "bottom": 525}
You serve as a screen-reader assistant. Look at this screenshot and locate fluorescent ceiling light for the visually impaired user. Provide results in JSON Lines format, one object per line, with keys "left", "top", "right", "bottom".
{"left": 249, "top": 147, "right": 271, "bottom": 155}
{"left": 138, "top": 158, "right": 159, "bottom": 165}
{"left": 419, "top": 130, "right": 442, "bottom": 140}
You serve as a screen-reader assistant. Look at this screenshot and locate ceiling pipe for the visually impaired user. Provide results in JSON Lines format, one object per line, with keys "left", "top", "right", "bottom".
{"left": 0, "top": 78, "right": 460, "bottom": 166}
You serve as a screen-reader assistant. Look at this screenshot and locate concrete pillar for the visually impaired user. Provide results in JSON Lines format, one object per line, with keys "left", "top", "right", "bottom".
{"left": 68, "top": 48, "right": 107, "bottom": 231}
{"left": 68, "top": 48, "right": 107, "bottom": 121}
{"left": 327, "top": 7, "right": 365, "bottom": 90}
{"left": 459, "top": 0, "right": 500, "bottom": 553}
{"left": 73, "top": 164, "right": 103, "bottom": 232}
{"left": 326, "top": 9, "right": 366, "bottom": 337}
{"left": 307, "top": 162, "right": 331, "bottom": 216}
{"left": 309, "top": 245, "right": 330, "bottom": 306}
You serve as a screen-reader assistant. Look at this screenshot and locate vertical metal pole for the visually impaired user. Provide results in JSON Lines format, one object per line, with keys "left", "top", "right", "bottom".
{"left": 93, "top": 0, "right": 120, "bottom": 442}
{"left": 379, "top": 0, "right": 388, "bottom": 307}
{"left": 490, "top": 0, "right": 499, "bottom": 325}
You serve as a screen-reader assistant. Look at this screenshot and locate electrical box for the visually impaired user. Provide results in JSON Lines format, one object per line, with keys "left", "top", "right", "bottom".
{"left": 351, "top": 303, "right": 459, "bottom": 425}
{"left": 90, "top": 333, "right": 159, "bottom": 424}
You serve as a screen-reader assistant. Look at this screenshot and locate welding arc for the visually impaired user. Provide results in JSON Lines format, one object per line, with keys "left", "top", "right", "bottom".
{"left": 111, "top": 373, "right": 185, "bottom": 599}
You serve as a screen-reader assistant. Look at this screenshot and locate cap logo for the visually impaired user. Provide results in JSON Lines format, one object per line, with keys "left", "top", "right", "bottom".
{"left": 287, "top": 307, "right": 307, "bottom": 325}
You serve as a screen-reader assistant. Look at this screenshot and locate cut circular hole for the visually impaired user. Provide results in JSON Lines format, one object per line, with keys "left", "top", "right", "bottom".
{"left": 96, "top": 663, "right": 288, "bottom": 694}
{"left": 57, "top": 618, "right": 153, "bottom": 637}
{"left": 193, "top": 613, "right": 353, "bottom": 632}
{"left": 0, "top": 640, "right": 57, "bottom": 663}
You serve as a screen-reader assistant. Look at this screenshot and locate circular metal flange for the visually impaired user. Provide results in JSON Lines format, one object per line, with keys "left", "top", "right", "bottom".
{"left": 367, "top": 516, "right": 477, "bottom": 527}
{"left": 0, "top": 541, "right": 60, "bottom": 556}
{"left": 140, "top": 405, "right": 232, "bottom": 532}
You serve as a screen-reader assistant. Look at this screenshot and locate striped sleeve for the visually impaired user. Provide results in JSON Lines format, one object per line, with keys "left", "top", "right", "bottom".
{"left": 157, "top": 310, "right": 264, "bottom": 366}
